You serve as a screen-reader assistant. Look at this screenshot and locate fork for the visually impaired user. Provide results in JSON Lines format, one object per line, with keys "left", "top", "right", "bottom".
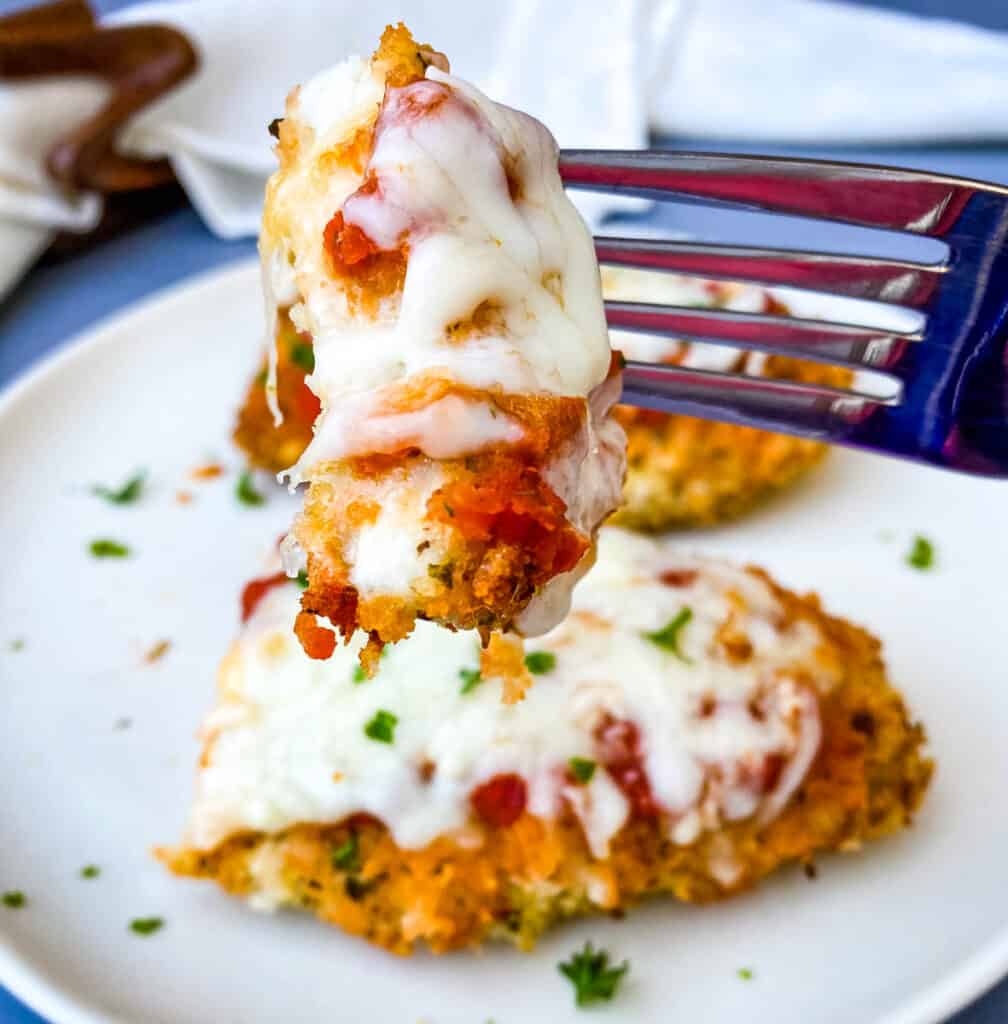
{"left": 558, "top": 151, "right": 1008, "bottom": 478}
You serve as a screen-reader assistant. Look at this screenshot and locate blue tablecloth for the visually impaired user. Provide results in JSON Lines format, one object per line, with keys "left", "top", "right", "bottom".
{"left": 2, "top": 1, "right": 1008, "bottom": 1020}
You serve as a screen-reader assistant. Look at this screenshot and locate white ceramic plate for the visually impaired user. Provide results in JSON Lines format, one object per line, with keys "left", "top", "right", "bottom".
{"left": 1, "top": 261, "right": 1006, "bottom": 1024}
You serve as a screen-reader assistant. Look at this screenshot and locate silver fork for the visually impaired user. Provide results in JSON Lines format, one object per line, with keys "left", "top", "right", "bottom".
{"left": 558, "top": 150, "right": 1008, "bottom": 478}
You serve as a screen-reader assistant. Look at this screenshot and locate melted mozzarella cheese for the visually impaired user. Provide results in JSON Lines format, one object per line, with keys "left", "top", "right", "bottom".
{"left": 262, "top": 57, "right": 611, "bottom": 482}
{"left": 188, "top": 530, "right": 829, "bottom": 857}
{"left": 601, "top": 266, "right": 773, "bottom": 373}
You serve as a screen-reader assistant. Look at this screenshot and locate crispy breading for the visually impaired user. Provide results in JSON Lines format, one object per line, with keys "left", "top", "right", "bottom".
{"left": 160, "top": 579, "right": 932, "bottom": 955}
{"left": 234, "top": 322, "right": 848, "bottom": 532}
{"left": 232, "top": 309, "right": 317, "bottom": 474}
{"left": 292, "top": 447, "right": 591, "bottom": 666}
{"left": 611, "top": 355, "right": 850, "bottom": 531}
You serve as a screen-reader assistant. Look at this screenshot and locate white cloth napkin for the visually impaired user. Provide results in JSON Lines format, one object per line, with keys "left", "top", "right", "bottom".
{"left": 4, "top": 0, "right": 1008, "bottom": 300}
{"left": 0, "top": 76, "right": 107, "bottom": 298}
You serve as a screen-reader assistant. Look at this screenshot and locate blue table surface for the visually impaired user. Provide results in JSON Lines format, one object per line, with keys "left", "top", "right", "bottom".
{"left": 3, "top": 1, "right": 1008, "bottom": 1021}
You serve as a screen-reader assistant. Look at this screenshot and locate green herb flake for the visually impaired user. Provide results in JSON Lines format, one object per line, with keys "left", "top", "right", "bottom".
{"left": 569, "top": 757, "right": 596, "bottom": 785}
{"left": 907, "top": 535, "right": 935, "bottom": 571}
{"left": 89, "top": 539, "right": 131, "bottom": 559}
{"left": 80, "top": 865, "right": 100, "bottom": 880}
{"left": 644, "top": 607, "right": 693, "bottom": 663}
{"left": 331, "top": 834, "right": 360, "bottom": 872}
{"left": 737, "top": 967, "right": 754, "bottom": 981}
{"left": 459, "top": 668, "right": 483, "bottom": 695}
{"left": 255, "top": 367, "right": 268, "bottom": 387}
{"left": 295, "top": 570, "right": 309, "bottom": 590}
{"left": 236, "top": 470, "right": 266, "bottom": 507}
{"left": 364, "top": 709, "right": 398, "bottom": 744}
{"left": 129, "top": 916, "right": 164, "bottom": 936}
{"left": 290, "top": 342, "right": 315, "bottom": 373}
{"left": 92, "top": 470, "right": 146, "bottom": 505}
{"left": 2, "top": 891, "right": 25, "bottom": 909}
{"left": 351, "top": 664, "right": 368, "bottom": 684}
{"left": 558, "top": 942, "right": 629, "bottom": 1007}
{"left": 524, "top": 651, "right": 557, "bottom": 675}
{"left": 9, "top": 637, "right": 25, "bottom": 653}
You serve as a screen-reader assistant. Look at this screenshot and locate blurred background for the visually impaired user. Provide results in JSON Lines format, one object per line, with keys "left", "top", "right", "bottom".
{"left": 0, "top": 0, "right": 1006, "bottom": 1021}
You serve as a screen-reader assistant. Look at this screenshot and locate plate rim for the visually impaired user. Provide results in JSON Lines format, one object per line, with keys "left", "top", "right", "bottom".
{"left": 0, "top": 258, "right": 1004, "bottom": 1024}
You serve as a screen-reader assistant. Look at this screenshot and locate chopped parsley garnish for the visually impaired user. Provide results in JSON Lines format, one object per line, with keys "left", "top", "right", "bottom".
{"left": 459, "top": 667, "right": 483, "bottom": 695}
{"left": 92, "top": 470, "right": 145, "bottom": 505}
{"left": 331, "top": 834, "right": 360, "bottom": 872}
{"left": 80, "top": 865, "right": 100, "bottom": 880}
{"left": 644, "top": 607, "right": 693, "bottom": 663}
{"left": 295, "top": 570, "right": 309, "bottom": 590}
{"left": 524, "top": 651, "right": 556, "bottom": 675}
{"left": 89, "top": 539, "right": 131, "bottom": 558}
{"left": 907, "top": 535, "right": 935, "bottom": 570}
{"left": 364, "top": 709, "right": 398, "bottom": 744}
{"left": 351, "top": 664, "right": 368, "bottom": 684}
{"left": 129, "top": 916, "right": 164, "bottom": 936}
{"left": 9, "top": 637, "right": 24, "bottom": 652}
{"left": 290, "top": 342, "right": 315, "bottom": 373}
{"left": 236, "top": 470, "right": 266, "bottom": 507}
{"left": 255, "top": 367, "right": 268, "bottom": 387}
{"left": 737, "top": 967, "right": 754, "bottom": 980}
{"left": 569, "top": 757, "right": 596, "bottom": 784}
{"left": 2, "top": 891, "right": 25, "bottom": 909}
{"left": 558, "top": 942, "right": 629, "bottom": 1007}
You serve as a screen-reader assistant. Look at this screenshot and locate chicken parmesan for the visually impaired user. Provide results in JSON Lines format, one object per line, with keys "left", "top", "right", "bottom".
{"left": 260, "top": 26, "right": 624, "bottom": 670}
{"left": 602, "top": 267, "right": 851, "bottom": 531}
{"left": 237, "top": 275, "right": 847, "bottom": 545}
{"left": 161, "top": 529, "right": 931, "bottom": 954}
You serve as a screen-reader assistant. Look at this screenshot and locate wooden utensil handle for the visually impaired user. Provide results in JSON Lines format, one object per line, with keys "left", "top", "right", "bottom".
{"left": 0, "top": 1, "right": 198, "bottom": 194}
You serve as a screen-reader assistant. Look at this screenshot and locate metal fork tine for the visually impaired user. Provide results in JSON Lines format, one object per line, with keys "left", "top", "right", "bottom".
{"left": 595, "top": 237, "right": 945, "bottom": 307}
{"left": 605, "top": 300, "right": 917, "bottom": 371}
{"left": 620, "top": 360, "right": 886, "bottom": 443}
{"left": 560, "top": 150, "right": 1008, "bottom": 236}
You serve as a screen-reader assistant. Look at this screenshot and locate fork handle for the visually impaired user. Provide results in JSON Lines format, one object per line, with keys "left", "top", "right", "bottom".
{"left": 559, "top": 150, "right": 974, "bottom": 235}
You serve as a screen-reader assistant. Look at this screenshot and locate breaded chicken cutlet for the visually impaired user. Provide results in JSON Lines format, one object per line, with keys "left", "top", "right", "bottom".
{"left": 162, "top": 529, "right": 931, "bottom": 954}
{"left": 236, "top": 275, "right": 848, "bottom": 540}
{"left": 602, "top": 268, "right": 851, "bottom": 531}
{"left": 259, "top": 26, "right": 624, "bottom": 671}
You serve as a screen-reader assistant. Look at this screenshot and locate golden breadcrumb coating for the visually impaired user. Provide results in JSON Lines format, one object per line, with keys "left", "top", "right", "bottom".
{"left": 233, "top": 309, "right": 317, "bottom": 473}
{"left": 611, "top": 354, "right": 850, "bottom": 531}
{"left": 293, "top": 432, "right": 597, "bottom": 671}
{"left": 161, "top": 578, "right": 931, "bottom": 955}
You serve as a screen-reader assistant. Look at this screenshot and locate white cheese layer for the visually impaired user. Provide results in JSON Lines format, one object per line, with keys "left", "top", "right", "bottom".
{"left": 261, "top": 56, "right": 611, "bottom": 482}
{"left": 189, "top": 530, "right": 829, "bottom": 857}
